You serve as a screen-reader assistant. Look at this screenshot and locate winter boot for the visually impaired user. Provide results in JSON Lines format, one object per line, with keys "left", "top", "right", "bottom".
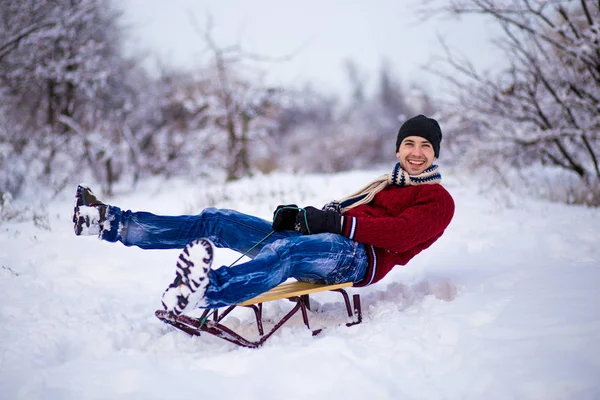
{"left": 161, "top": 238, "right": 214, "bottom": 315}
{"left": 73, "top": 185, "right": 108, "bottom": 236}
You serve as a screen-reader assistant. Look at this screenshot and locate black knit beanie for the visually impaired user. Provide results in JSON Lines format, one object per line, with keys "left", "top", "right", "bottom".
{"left": 395, "top": 115, "right": 442, "bottom": 158}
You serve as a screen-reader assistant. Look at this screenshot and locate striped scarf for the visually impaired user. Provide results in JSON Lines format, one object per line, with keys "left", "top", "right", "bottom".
{"left": 325, "top": 163, "right": 442, "bottom": 213}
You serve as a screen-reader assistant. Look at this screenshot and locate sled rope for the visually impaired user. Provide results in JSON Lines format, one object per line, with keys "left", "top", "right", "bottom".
{"left": 199, "top": 207, "right": 306, "bottom": 328}
{"left": 227, "top": 230, "right": 276, "bottom": 267}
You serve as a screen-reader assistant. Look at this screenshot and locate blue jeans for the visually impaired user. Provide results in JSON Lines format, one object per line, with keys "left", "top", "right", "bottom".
{"left": 103, "top": 207, "right": 368, "bottom": 308}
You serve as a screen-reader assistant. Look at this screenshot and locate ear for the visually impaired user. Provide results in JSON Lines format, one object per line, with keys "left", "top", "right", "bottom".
{"left": 396, "top": 151, "right": 401, "bottom": 159}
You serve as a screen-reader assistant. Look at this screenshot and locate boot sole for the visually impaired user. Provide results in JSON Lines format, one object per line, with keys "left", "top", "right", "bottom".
{"left": 162, "top": 238, "right": 214, "bottom": 315}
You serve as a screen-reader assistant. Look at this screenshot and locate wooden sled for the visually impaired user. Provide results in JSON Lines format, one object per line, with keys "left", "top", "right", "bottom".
{"left": 155, "top": 281, "right": 362, "bottom": 348}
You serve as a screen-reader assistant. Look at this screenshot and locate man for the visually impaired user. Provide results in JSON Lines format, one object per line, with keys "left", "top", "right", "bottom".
{"left": 73, "top": 115, "right": 454, "bottom": 315}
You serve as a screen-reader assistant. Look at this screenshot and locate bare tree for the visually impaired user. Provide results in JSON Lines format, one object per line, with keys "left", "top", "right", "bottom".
{"left": 425, "top": 0, "right": 600, "bottom": 203}
{"left": 189, "top": 17, "right": 284, "bottom": 181}
{"left": 0, "top": 0, "right": 133, "bottom": 196}
{"left": 344, "top": 59, "right": 368, "bottom": 103}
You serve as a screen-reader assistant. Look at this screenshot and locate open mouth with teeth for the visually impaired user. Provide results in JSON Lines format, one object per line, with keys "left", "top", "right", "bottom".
{"left": 404, "top": 158, "right": 428, "bottom": 173}
{"left": 407, "top": 159, "right": 425, "bottom": 165}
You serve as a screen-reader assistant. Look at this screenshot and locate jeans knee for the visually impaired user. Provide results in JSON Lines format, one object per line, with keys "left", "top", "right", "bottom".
{"left": 261, "top": 239, "right": 290, "bottom": 259}
{"left": 199, "top": 207, "right": 220, "bottom": 218}
{"left": 200, "top": 207, "right": 246, "bottom": 222}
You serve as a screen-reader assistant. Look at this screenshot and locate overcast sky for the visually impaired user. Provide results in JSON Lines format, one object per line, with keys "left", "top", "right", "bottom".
{"left": 118, "top": 0, "right": 503, "bottom": 97}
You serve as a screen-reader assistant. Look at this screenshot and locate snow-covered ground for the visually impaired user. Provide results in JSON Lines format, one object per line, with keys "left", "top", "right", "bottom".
{"left": 1, "top": 168, "right": 599, "bottom": 400}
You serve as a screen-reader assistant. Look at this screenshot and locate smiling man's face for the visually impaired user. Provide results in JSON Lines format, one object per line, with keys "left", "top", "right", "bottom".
{"left": 396, "top": 136, "right": 436, "bottom": 175}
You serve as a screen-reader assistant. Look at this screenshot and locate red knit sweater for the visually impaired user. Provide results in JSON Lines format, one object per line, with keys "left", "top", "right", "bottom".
{"left": 341, "top": 184, "right": 454, "bottom": 286}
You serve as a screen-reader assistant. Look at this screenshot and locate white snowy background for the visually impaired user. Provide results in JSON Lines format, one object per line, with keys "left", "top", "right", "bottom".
{"left": 1, "top": 167, "right": 599, "bottom": 400}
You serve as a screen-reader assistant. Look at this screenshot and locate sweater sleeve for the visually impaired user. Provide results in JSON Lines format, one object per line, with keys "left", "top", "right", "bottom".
{"left": 341, "top": 185, "right": 455, "bottom": 253}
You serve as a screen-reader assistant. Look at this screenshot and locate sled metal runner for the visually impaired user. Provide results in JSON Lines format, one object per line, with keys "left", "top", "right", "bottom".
{"left": 155, "top": 281, "right": 362, "bottom": 348}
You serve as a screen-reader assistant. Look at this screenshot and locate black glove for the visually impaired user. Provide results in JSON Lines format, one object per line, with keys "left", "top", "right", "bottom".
{"left": 295, "top": 206, "right": 342, "bottom": 235}
{"left": 272, "top": 204, "right": 299, "bottom": 232}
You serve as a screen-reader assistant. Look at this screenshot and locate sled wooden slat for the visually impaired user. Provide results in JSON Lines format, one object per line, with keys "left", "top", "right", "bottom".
{"left": 237, "top": 281, "right": 353, "bottom": 306}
